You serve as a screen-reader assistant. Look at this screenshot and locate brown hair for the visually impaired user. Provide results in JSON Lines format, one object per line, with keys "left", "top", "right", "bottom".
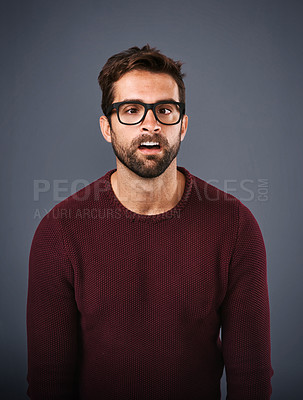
{"left": 98, "top": 44, "right": 185, "bottom": 116}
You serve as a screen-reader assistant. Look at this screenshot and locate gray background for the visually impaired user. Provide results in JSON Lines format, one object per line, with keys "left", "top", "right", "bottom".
{"left": 1, "top": 0, "right": 302, "bottom": 398}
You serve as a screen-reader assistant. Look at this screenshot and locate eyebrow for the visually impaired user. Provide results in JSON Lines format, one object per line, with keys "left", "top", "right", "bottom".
{"left": 120, "top": 98, "right": 179, "bottom": 103}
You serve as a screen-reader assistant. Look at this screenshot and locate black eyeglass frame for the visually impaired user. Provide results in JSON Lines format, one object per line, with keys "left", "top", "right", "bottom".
{"left": 106, "top": 101, "right": 186, "bottom": 126}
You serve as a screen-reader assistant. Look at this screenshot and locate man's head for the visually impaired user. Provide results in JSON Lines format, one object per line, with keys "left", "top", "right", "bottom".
{"left": 98, "top": 45, "right": 188, "bottom": 179}
{"left": 98, "top": 44, "right": 185, "bottom": 116}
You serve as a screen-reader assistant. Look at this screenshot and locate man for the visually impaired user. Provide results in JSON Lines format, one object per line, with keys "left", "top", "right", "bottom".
{"left": 27, "top": 45, "right": 273, "bottom": 399}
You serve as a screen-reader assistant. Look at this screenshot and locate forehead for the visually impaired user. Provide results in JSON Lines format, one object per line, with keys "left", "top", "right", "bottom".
{"left": 113, "top": 70, "right": 179, "bottom": 102}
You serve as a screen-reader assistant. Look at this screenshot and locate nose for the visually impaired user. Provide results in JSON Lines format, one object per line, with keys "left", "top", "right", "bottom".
{"left": 140, "top": 109, "right": 161, "bottom": 132}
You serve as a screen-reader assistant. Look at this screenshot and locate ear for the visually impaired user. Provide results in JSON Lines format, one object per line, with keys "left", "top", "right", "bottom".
{"left": 180, "top": 114, "right": 188, "bottom": 142}
{"left": 99, "top": 115, "right": 112, "bottom": 143}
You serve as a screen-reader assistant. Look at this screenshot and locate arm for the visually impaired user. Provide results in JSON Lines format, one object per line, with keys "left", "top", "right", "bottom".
{"left": 27, "top": 212, "right": 79, "bottom": 399}
{"left": 221, "top": 203, "right": 273, "bottom": 399}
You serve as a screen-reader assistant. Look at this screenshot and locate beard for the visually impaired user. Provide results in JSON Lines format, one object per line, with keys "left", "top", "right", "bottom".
{"left": 110, "top": 127, "right": 182, "bottom": 179}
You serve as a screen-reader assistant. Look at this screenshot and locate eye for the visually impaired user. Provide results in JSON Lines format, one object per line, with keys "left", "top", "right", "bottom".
{"left": 120, "top": 103, "right": 143, "bottom": 115}
{"left": 158, "top": 107, "right": 172, "bottom": 115}
{"left": 125, "top": 107, "right": 139, "bottom": 114}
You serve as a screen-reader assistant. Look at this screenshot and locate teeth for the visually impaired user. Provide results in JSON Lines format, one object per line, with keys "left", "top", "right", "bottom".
{"left": 140, "top": 141, "right": 160, "bottom": 146}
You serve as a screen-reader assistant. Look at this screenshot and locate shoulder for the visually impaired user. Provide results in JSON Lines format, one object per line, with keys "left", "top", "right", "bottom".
{"left": 185, "top": 168, "right": 240, "bottom": 218}
{"left": 32, "top": 170, "right": 115, "bottom": 237}
{"left": 184, "top": 168, "right": 263, "bottom": 240}
{"left": 46, "top": 170, "right": 113, "bottom": 216}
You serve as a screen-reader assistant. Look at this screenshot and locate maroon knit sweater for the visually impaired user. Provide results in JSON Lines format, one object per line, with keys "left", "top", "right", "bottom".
{"left": 27, "top": 167, "right": 273, "bottom": 399}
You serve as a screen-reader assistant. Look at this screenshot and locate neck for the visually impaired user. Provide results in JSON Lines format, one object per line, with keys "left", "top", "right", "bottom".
{"left": 110, "top": 160, "right": 185, "bottom": 215}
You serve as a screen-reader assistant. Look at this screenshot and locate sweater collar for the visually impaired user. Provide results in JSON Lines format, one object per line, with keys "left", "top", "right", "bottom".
{"left": 103, "top": 166, "right": 193, "bottom": 223}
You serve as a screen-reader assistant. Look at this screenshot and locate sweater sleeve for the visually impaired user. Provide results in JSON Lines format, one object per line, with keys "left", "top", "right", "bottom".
{"left": 27, "top": 212, "right": 79, "bottom": 399}
{"left": 221, "top": 203, "right": 273, "bottom": 399}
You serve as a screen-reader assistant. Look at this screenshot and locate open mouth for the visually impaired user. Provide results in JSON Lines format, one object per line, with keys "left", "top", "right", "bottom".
{"left": 138, "top": 141, "right": 162, "bottom": 153}
{"left": 139, "top": 141, "right": 161, "bottom": 150}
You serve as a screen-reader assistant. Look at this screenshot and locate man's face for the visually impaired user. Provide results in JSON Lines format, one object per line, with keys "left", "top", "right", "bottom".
{"left": 100, "top": 70, "right": 188, "bottom": 178}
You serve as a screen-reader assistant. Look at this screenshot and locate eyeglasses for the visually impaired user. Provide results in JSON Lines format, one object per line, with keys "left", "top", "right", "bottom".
{"left": 106, "top": 101, "right": 185, "bottom": 125}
